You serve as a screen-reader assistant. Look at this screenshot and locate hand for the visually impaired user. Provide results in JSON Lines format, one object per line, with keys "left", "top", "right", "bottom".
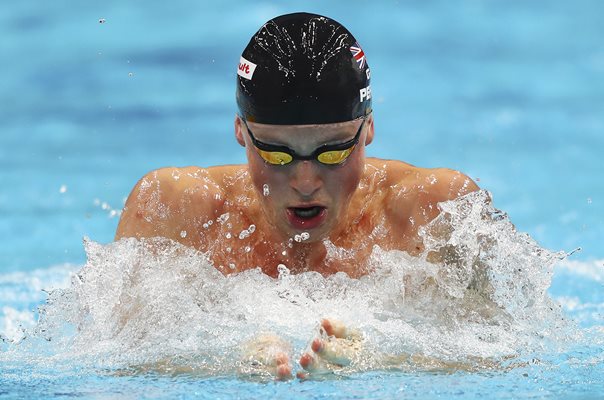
{"left": 239, "top": 333, "right": 293, "bottom": 381}
{"left": 297, "top": 319, "right": 363, "bottom": 379}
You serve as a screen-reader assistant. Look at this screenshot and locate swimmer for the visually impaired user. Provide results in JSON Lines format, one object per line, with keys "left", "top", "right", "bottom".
{"left": 115, "top": 12, "right": 479, "bottom": 379}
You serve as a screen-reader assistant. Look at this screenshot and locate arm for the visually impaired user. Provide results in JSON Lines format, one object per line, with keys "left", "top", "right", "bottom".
{"left": 417, "top": 168, "right": 480, "bottom": 218}
{"left": 385, "top": 166, "right": 479, "bottom": 253}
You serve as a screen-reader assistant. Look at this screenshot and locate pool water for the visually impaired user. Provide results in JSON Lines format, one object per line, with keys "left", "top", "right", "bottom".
{"left": 1, "top": 0, "right": 603, "bottom": 398}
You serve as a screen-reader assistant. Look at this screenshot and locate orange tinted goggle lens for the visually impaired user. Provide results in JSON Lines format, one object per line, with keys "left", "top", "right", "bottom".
{"left": 257, "top": 146, "right": 355, "bottom": 165}
{"left": 256, "top": 149, "right": 294, "bottom": 165}
{"left": 316, "top": 146, "right": 355, "bottom": 164}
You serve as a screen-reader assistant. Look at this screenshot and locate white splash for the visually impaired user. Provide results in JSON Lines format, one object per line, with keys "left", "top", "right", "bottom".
{"left": 0, "top": 191, "right": 587, "bottom": 375}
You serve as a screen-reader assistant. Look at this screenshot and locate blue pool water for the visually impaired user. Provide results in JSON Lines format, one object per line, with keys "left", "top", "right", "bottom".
{"left": 1, "top": 0, "right": 603, "bottom": 398}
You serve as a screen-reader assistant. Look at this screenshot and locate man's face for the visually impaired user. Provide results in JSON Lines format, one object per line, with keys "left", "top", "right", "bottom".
{"left": 236, "top": 116, "right": 373, "bottom": 243}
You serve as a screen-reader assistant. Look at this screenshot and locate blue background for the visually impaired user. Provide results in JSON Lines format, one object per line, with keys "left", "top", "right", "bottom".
{"left": 1, "top": 0, "right": 603, "bottom": 272}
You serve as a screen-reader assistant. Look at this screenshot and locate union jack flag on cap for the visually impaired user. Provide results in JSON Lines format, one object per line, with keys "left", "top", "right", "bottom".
{"left": 350, "top": 42, "right": 366, "bottom": 70}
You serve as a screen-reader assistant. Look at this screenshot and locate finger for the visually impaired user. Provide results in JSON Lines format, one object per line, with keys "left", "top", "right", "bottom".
{"left": 298, "top": 352, "right": 332, "bottom": 374}
{"left": 321, "top": 319, "right": 361, "bottom": 340}
{"left": 313, "top": 337, "right": 360, "bottom": 367}
{"left": 321, "top": 319, "right": 346, "bottom": 338}
{"left": 296, "top": 370, "right": 309, "bottom": 380}
{"left": 276, "top": 362, "right": 292, "bottom": 380}
{"left": 240, "top": 334, "right": 293, "bottom": 380}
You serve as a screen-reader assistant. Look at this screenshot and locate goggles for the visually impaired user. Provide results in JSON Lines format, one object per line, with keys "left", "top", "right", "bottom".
{"left": 241, "top": 117, "right": 366, "bottom": 166}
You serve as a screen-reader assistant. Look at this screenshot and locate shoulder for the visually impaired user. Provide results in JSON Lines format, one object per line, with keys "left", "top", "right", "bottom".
{"left": 115, "top": 166, "right": 238, "bottom": 241}
{"left": 369, "top": 159, "right": 478, "bottom": 199}
{"left": 130, "top": 166, "right": 225, "bottom": 210}
{"left": 367, "top": 158, "right": 479, "bottom": 221}
{"left": 419, "top": 167, "right": 480, "bottom": 202}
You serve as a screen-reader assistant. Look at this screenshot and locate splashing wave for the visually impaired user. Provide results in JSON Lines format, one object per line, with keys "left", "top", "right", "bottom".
{"left": 1, "top": 191, "right": 584, "bottom": 375}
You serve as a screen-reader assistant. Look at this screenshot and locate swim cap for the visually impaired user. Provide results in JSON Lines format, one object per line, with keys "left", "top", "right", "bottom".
{"left": 236, "top": 12, "right": 372, "bottom": 125}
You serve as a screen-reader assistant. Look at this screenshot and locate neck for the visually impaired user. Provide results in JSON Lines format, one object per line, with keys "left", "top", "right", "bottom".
{"left": 284, "top": 240, "right": 328, "bottom": 274}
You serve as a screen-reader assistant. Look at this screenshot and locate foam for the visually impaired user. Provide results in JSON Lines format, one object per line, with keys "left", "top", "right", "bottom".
{"left": 0, "top": 191, "right": 597, "bottom": 375}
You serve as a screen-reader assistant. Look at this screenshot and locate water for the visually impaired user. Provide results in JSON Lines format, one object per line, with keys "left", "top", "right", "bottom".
{"left": 2, "top": 0, "right": 603, "bottom": 398}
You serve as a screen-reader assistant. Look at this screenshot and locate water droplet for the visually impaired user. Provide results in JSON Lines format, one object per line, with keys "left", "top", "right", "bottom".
{"left": 203, "top": 223, "right": 209, "bottom": 229}
{"left": 300, "top": 232, "right": 310, "bottom": 241}
{"left": 128, "top": 72, "right": 134, "bottom": 77}
{"left": 245, "top": 246, "right": 251, "bottom": 253}
{"left": 282, "top": 250, "right": 287, "bottom": 256}
{"left": 59, "top": 185, "right": 67, "bottom": 194}
{"left": 239, "top": 230, "right": 249, "bottom": 240}
{"left": 208, "top": 220, "right": 213, "bottom": 226}
{"left": 101, "top": 202, "right": 109, "bottom": 210}
{"left": 263, "top": 184, "right": 270, "bottom": 196}
{"left": 248, "top": 224, "right": 256, "bottom": 233}
{"left": 277, "top": 264, "right": 290, "bottom": 277}
{"left": 225, "top": 232, "right": 232, "bottom": 239}
{"left": 180, "top": 230, "right": 187, "bottom": 238}
{"left": 587, "top": 197, "right": 592, "bottom": 204}
{"left": 229, "top": 263, "right": 236, "bottom": 270}
{"left": 226, "top": 247, "right": 232, "bottom": 253}
{"left": 109, "top": 210, "right": 118, "bottom": 218}
{"left": 172, "top": 170, "right": 180, "bottom": 181}
{"left": 98, "top": 18, "right": 106, "bottom": 24}
{"left": 294, "top": 234, "right": 302, "bottom": 243}
{"left": 217, "top": 213, "right": 230, "bottom": 224}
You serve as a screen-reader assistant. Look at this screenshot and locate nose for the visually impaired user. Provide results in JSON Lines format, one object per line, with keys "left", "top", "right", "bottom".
{"left": 289, "top": 161, "right": 322, "bottom": 197}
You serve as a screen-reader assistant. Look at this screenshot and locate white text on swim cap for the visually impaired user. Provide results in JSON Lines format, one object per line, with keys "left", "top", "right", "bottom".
{"left": 360, "top": 85, "right": 372, "bottom": 102}
{"left": 238, "top": 56, "right": 257, "bottom": 80}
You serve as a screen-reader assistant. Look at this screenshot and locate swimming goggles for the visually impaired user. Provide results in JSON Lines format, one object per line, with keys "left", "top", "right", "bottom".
{"left": 241, "top": 117, "right": 366, "bottom": 166}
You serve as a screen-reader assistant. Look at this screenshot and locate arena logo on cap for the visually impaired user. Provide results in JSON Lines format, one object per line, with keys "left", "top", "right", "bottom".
{"left": 238, "top": 56, "right": 257, "bottom": 80}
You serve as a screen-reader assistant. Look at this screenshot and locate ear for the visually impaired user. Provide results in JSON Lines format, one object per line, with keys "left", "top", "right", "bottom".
{"left": 364, "top": 114, "right": 375, "bottom": 146}
{"left": 234, "top": 115, "right": 246, "bottom": 147}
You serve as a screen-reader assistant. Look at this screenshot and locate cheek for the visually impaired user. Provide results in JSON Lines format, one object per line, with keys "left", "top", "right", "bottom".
{"left": 248, "top": 155, "right": 286, "bottom": 198}
{"left": 326, "top": 155, "right": 364, "bottom": 198}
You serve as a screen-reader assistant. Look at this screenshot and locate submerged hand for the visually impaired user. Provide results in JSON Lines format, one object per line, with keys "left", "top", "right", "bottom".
{"left": 297, "top": 319, "right": 363, "bottom": 379}
{"left": 239, "top": 333, "right": 293, "bottom": 381}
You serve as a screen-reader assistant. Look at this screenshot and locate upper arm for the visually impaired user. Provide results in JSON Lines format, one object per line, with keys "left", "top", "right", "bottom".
{"left": 115, "top": 167, "right": 223, "bottom": 243}
{"left": 388, "top": 168, "right": 479, "bottom": 228}
{"left": 418, "top": 169, "right": 479, "bottom": 218}
{"left": 431, "top": 168, "right": 480, "bottom": 201}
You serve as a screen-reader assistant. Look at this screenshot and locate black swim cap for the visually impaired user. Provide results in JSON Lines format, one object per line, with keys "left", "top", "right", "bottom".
{"left": 236, "top": 12, "right": 372, "bottom": 125}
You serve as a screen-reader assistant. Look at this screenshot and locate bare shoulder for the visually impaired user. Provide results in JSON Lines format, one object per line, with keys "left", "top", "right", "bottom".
{"left": 115, "top": 166, "right": 232, "bottom": 241}
{"left": 419, "top": 166, "right": 480, "bottom": 202}
{"left": 372, "top": 159, "right": 478, "bottom": 198}
{"left": 367, "top": 158, "right": 479, "bottom": 223}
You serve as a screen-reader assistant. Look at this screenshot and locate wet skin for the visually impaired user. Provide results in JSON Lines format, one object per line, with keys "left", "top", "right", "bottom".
{"left": 297, "top": 318, "right": 364, "bottom": 379}
{"left": 115, "top": 114, "right": 479, "bottom": 378}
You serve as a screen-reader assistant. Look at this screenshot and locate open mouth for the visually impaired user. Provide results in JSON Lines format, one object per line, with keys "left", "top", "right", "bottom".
{"left": 286, "top": 206, "right": 327, "bottom": 230}
{"left": 292, "top": 206, "right": 323, "bottom": 219}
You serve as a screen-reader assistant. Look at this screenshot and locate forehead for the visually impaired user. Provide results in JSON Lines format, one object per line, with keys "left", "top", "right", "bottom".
{"left": 246, "top": 119, "right": 360, "bottom": 147}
